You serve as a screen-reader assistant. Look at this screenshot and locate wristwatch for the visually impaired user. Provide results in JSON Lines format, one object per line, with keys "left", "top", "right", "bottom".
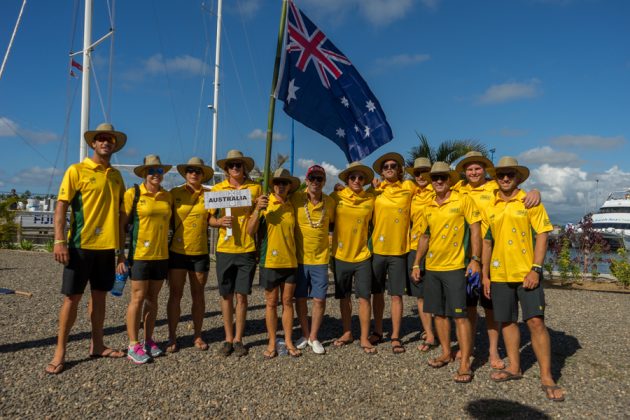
{"left": 471, "top": 255, "right": 481, "bottom": 263}
{"left": 115, "top": 249, "right": 124, "bottom": 257}
{"left": 531, "top": 265, "right": 543, "bottom": 275}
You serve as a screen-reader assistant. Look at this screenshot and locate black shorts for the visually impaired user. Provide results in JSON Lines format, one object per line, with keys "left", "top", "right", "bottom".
{"left": 406, "top": 250, "right": 425, "bottom": 298}
{"left": 423, "top": 269, "right": 467, "bottom": 318}
{"left": 259, "top": 267, "right": 297, "bottom": 290}
{"left": 61, "top": 248, "right": 115, "bottom": 295}
{"left": 216, "top": 251, "right": 257, "bottom": 297}
{"left": 491, "top": 282, "right": 545, "bottom": 323}
{"left": 333, "top": 258, "right": 372, "bottom": 299}
{"left": 130, "top": 259, "right": 169, "bottom": 280}
{"left": 372, "top": 254, "right": 407, "bottom": 296}
{"left": 169, "top": 251, "right": 210, "bottom": 273}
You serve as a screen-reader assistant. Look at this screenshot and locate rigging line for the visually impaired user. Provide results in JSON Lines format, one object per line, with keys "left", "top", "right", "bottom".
{"left": 235, "top": 0, "right": 264, "bottom": 108}
{"left": 0, "top": 118, "right": 54, "bottom": 165}
{"left": 69, "top": 0, "right": 80, "bottom": 53}
{"left": 106, "top": 0, "right": 116, "bottom": 120}
{"left": 192, "top": 3, "right": 214, "bottom": 155}
{"left": 222, "top": 22, "right": 253, "bottom": 126}
{"left": 0, "top": 0, "right": 27, "bottom": 83}
{"left": 151, "top": 0, "right": 185, "bottom": 161}
{"left": 89, "top": 55, "right": 109, "bottom": 122}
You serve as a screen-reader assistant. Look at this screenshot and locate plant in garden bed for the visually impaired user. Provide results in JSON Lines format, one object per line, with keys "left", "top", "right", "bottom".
{"left": 610, "top": 248, "right": 630, "bottom": 288}
{"left": 20, "top": 239, "right": 33, "bottom": 251}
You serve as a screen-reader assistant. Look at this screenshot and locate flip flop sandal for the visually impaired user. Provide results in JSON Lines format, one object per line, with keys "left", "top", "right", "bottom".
{"left": 428, "top": 357, "right": 453, "bottom": 368}
{"left": 417, "top": 340, "right": 438, "bottom": 352}
{"left": 194, "top": 339, "right": 209, "bottom": 351}
{"left": 333, "top": 338, "right": 354, "bottom": 347}
{"left": 420, "top": 331, "right": 428, "bottom": 341}
{"left": 286, "top": 347, "right": 302, "bottom": 358}
{"left": 368, "top": 331, "right": 384, "bottom": 345}
{"left": 166, "top": 342, "right": 180, "bottom": 353}
{"left": 89, "top": 348, "right": 125, "bottom": 358}
{"left": 263, "top": 349, "right": 277, "bottom": 360}
{"left": 45, "top": 362, "right": 65, "bottom": 375}
{"left": 391, "top": 339, "right": 406, "bottom": 354}
{"left": 489, "top": 358, "right": 507, "bottom": 370}
{"left": 541, "top": 384, "right": 566, "bottom": 402}
{"left": 361, "top": 345, "right": 377, "bottom": 355}
{"left": 491, "top": 370, "right": 523, "bottom": 382}
{"left": 454, "top": 371, "right": 474, "bottom": 383}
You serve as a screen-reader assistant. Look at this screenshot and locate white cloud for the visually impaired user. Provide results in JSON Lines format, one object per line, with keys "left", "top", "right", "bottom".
{"left": 476, "top": 79, "right": 542, "bottom": 105}
{"left": 518, "top": 146, "right": 582, "bottom": 166}
{"left": 300, "top": 0, "right": 415, "bottom": 26}
{"left": 123, "top": 54, "right": 209, "bottom": 81}
{"left": 297, "top": 158, "right": 342, "bottom": 177}
{"left": 0, "top": 117, "right": 58, "bottom": 144}
{"left": 550, "top": 134, "right": 625, "bottom": 149}
{"left": 248, "top": 128, "right": 287, "bottom": 141}
{"left": 9, "top": 166, "right": 63, "bottom": 187}
{"left": 373, "top": 53, "right": 430, "bottom": 73}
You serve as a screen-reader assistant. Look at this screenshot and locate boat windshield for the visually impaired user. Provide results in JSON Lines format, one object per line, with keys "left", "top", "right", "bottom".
{"left": 605, "top": 191, "right": 630, "bottom": 201}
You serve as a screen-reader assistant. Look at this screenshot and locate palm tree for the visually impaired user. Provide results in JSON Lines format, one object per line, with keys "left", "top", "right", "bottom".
{"left": 406, "top": 132, "right": 489, "bottom": 167}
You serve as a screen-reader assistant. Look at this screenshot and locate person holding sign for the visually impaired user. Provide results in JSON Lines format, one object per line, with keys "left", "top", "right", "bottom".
{"left": 247, "top": 168, "right": 301, "bottom": 359}
{"left": 166, "top": 157, "right": 214, "bottom": 353}
{"left": 209, "top": 150, "right": 261, "bottom": 357}
{"left": 118, "top": 155, "right": 173, "bottom": 364}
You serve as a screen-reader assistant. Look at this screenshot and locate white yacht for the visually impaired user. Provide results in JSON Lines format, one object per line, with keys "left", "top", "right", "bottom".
{"left": 590, "top": 189, "right": 630, "bottom": 249}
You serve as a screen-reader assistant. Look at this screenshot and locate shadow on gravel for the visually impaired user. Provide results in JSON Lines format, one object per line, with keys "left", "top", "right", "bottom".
{"left": 518, "top": 325, "right": 580, "bottom": 382}
{"left": 466, "top": 398, "right": 550, "bottom": 419}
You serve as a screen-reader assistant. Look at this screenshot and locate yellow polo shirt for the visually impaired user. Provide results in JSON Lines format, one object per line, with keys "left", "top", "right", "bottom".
{"left": 210, "top": 179, "right": 261, "bottom": 253}
{"left": 58, "top": 157, "right": 125, "bottom": 250}
{"left": 291, "top": 191, "right": 335, "bottom": 265}
{"left": 331, "top": 187, "right": 374, "bottom": 263}
{"left": 258, "top": 195, "right": 297, "bottom": 269}
{"left": 409, "top": 184, "right": 434, "bottom": 250}
{"left": 371, "top": 179, "right": 416, "bottom": 256}
{"left": 485, "top": 189, "right": 553, "bottom": 283}
{"left": 422, "top": 190, "right": 481, "bottom": 271}
{"left": 169, "top": 184, "right": 211, "bottom": 255}
{"left": 456, "top": 180, "right": 498, "bottom": 238}
{"left": 124, "top": 183, "right": 172, "bottom": 261}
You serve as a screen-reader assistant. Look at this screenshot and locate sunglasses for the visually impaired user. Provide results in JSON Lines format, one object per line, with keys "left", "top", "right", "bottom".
{"left": 147, "top": 167, "right": 165, "bottom": 176}
{"left": 308, "top": 175, "right": 325, "bottom": 183}
{"left": 273, "top": 180, "right": 290, "bottom": 186}
{"left": 382, "top": 163, "right": 398, "bottom": 171}
{"left": 349, "top": 174, "right": 365, "bottom": 182}
{"left": 413, "top": 170, "right": 429, "bottom": 177}
{"left": 430, "top": 174, "right": 449, "bottom": 182}
{"left": 186, "top": 167, "right": 203, "bottom": 175}
{"left": 496, "top": 171, "right": 517, "bottom": 179}
{"left": 227, "top": 161, "right": 243, "bottom": 169}
{"left": 94, "top": 136, "right": 116, "bottom": 144}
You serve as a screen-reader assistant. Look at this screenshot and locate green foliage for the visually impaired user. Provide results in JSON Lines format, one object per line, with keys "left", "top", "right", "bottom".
{"left": 44, "top": 239, "right": 55, "bottom": 253}
{"left": 590, "top": 243, "right": 602, "bottom": 279}
{"left": 543, "top": 261, "right": 554, "bottom": 279}
{"left": 610, "top": 248, "right": 630, "bottom": 287}
{"left": 20, "top": 239, "right": 33, "bottom": 251}
{"left": 557, "top": 237, "right": 573, "bottom": 284}
{"left": 0, "top": 197, "right": 18, "bottom": 247}
{"left": 407, "top": 132, "right": 488, "bottom": 166}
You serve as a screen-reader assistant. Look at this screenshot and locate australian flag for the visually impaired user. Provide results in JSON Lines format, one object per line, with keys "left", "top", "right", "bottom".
{"left": 274, "top": 0, "right": 393, "bottom": 162}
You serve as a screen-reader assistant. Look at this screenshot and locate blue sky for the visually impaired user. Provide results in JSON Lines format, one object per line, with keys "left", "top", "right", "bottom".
{"left": 1, "top": 0, "right": 629, "bottom": 223}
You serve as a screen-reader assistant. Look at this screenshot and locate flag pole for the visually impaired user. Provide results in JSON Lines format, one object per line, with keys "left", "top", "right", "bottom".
{"left": 262, "top": 0, "right": 289, "bottom": 194}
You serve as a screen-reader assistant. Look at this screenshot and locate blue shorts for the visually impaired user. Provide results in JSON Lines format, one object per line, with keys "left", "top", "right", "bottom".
{"left": 295, "top": 264, "right": 329, "bottom": 300}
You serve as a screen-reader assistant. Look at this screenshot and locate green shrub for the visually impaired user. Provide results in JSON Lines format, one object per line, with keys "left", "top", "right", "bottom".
{"left": 44, "top": 239, "right": 55, "bottom": 253}
{"left": 20, "top": 239, "right": 33, "bottom": 251}
{"left": 610, "top": 248, "right": 630, "bottom": 287}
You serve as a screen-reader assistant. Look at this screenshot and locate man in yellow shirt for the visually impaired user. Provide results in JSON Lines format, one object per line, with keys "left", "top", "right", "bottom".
{"left": 46, "top": 123, "right": 127, "bottom": 375}
{"left": 411, "top": 162, "right": 481, "bottom": 383}
{"left": 291, "top": 165, "right": 335, "bottom": 355}
{"left": 482, "top": 157, "right": 564, "bottom": 402}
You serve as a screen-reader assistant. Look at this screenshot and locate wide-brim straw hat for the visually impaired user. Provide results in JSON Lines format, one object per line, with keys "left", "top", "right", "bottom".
{"left": 405, "top": 157, "right": 432, "bottom": 176}
{"left": 84, "top": 122, "right": 127, "bottom": 153}
{"left": 486, "top": 156, "right": 530, "bottom": 183}
{"left": 176, "top": 157, "right": 214, "bottom": 183}
{"left": 133, "top": 154, "right": 172, "bottom": 178}
{"left": 421, "top": 161, "right": 460, "bottom": 185}
{"left": 372, "top": 152, "right": 405, "bottom": 173}
{"left": 455, "top": 151, "right": 494, "bottom": 173}
{"left": 339, "top": 162, "right": 374, "bottom": 185}
{"left": 216, "top": 149, "right": 255, "bottom": 172}
{"left": 269, "top": 168, "right": 300, "bottom": 194}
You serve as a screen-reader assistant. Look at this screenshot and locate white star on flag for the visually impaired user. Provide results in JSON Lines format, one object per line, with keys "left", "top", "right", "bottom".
{"left": 364, "top": 125, "right": 371, "bottom": 137}
{"left": 340, "top": 96, "right": 349, "bottom": 107}
{"left": 366, "top": 100, "right": 376, "bottom": 112}
{"left": 354, "top": 124, "right": 360, "bottom": 133}
{"left": 287, "top": 79, "right": 300, "bottom": 103}
{"left": 336, "top": 128, "right": 346, "bottom": 138}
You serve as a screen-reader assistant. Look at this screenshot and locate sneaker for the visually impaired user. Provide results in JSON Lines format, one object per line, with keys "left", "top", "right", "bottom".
{"left": 144, "top": 339, "right": 164, "bottom": 358}
{"left": 232, "top": 341, "right": 248, "bottom": 357}
{"left": 295, "top": 336, "right": 309, "bottom": 350}
{"left": 308, "top": 339, "right": 326, "bottom": 355}
{"left": 127, "top": 343, "right": 152, "bottom": 364}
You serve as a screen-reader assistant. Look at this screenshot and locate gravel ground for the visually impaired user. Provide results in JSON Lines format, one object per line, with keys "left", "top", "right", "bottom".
{"left": 1, "top": 249, "right": 629, "bottom": 419}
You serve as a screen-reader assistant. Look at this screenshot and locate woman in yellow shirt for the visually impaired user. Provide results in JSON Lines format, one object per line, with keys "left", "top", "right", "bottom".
{"left": 166, "top": 157, "right": 214, "bottom": 353}
{"left": 117, "top": 155, "right": 173, "bottom": 365}
{"left": 247, "top": 169, "right": 301, "bottom": 358}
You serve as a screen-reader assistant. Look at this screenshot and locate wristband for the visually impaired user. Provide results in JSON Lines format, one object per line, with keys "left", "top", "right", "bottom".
{"left": 54, "top": 239, "right": 67, "bottom": 245}
{"left": 471, "top": 255, "right": 481, "bottom": 262}
{"left": 532, "top": 263, "right": 542, "bottom": 268}
{"left": 412, "top": 265, "right": 420, "bottom": 269}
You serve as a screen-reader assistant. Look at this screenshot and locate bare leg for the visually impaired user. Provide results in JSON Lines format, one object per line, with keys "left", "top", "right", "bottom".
{"left": 143, "top": 280, "right": 164, "bottom": 341}
{"left": 417, "top": 298, "right": 436, "bottom": 350}
{"left": 88, "top": 290, "right": 108, "bottom": 352}
{"left": 485, "top": 308, "right": 504, "bottom": 368}
{"left": 166, "top": 269, "right": 186, "bottom": 348}
{"left": 336, "top": 297, "right": 353, "bottom": 344}
{"left": 309, "top": 298, "right": 326, "bottom": 341}
{"left": 296, "top": 297, "right": 309, "bottom": 338}
{"left": 494, "top": 321, "right": 521, "bottom": 378}
{"left": 390, "top": 295, "right": 403, "bottom": 339}
{"left": 358, "top": 297, "right": 374, "bottom": 351}
{"left": 46, "top": 294, "right": 82, "bottom": 371}
{"left": 432, "top": 315, "right": 453, "bottom": 363}
{"left": 189, "top": 271, "right": 208, "bottom": 346}
{"left": 127, "top": 281, "right": 149, "bottom": 344}
{"left": 264, "top": 288, "right": 279, "bottom": 353}
{"left": 281, "top": 283, "right": 298, "bottom": 351}
{"left": 221, "top": 293, "right": 235, "bottom": 343}
{"left": 527, "top": 316, "right": 564, "bottom": 399}
{"left": 234, "top": 293, "right": 248, "bottom": 343}
{"left": 454, "top": 317, "right": 473, "bottom": 374}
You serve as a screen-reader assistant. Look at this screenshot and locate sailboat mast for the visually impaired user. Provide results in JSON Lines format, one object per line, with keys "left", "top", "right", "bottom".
{"left": 211, "top": 0, "right": 223, "bottom": 170}
{"left": 0, "top": 0, "right": 27, "bottom": 83}
{"left": 80, "top": 0, "right": 93, "bottom": 162}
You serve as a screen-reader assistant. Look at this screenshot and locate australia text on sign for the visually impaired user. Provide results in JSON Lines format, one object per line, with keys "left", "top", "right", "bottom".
{"left": 204, "top": 189, "right": 253, "bottom": 209}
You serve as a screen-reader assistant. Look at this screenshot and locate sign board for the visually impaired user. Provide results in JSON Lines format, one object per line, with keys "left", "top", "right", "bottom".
{"left": 204, "top": 190, "right": 252, "bottom": 209}
{"left": 15, "top": 211, "right": 70, "bottom": 228}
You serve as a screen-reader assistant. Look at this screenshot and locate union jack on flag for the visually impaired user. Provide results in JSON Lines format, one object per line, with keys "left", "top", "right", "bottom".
{"left": 275, "top": 0, "right": 393, "bottom": 162}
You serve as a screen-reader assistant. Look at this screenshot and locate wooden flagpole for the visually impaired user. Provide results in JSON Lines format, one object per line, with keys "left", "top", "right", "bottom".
{"left": 262, "top": 0, "right": 289, "bottom": 194}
